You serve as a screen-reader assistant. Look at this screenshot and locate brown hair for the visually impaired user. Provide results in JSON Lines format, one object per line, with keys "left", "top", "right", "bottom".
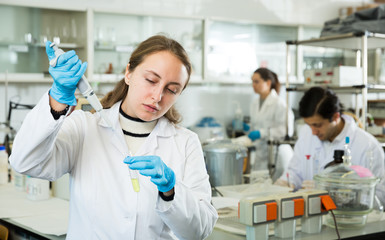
{"left": 100, "top": 34, "right": 192, "bottom": 124}
{"left": 254, "top": 67, "right": 281, "bottom": 94}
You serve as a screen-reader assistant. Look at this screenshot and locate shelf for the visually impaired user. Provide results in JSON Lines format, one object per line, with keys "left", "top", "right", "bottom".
{"left": 0, "top": 42, "right": 84, "bottom": 49}
{"left": 287, "top": 84, "right": 385, "bottom": 94}
{"left": 94, "top": 45, "right": 135, "bottom": 53}
{"left": 286, "top": 31, "right": 385, "bottom": 129}
{"left": 0, "top": 73, "right": 53, "bottom": 83}
{"left": 287, "top": 31, "right": 385, "bottom": 50}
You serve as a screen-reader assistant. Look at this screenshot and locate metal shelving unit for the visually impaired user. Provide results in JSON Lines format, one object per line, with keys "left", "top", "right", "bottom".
{"left": 285, "top": 31, "right": 385, "bottom": 129}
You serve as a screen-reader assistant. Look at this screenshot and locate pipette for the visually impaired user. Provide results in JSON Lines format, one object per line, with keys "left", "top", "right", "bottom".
{"left": 128, "top": 150, "right": 140, "bottom": 192}
{"left": 48, "top": 42, "right": 113, "bottom": 129}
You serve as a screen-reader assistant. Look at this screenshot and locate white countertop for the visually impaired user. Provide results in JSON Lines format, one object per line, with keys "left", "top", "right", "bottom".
{"left": 0, "top": 183, "right": 69, "bottom": 237}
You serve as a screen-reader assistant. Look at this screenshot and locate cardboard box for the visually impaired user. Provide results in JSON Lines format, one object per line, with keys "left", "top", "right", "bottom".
{"left": 339, "top": 4, "right": 379, "bottom": 18}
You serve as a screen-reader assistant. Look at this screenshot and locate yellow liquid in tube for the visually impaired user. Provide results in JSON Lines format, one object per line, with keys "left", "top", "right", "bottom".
{"left": 131, "top": 178, "right": 140, "bottom": 192}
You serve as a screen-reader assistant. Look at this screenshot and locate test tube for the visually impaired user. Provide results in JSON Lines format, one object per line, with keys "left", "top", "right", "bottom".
{"left": 128, "top": 151, "right": 140, "bottom": 192}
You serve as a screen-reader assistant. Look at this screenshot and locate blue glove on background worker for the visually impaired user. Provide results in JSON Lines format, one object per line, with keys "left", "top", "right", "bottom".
{"left": 243, "top": 122, "right": 250, "bottom": 132}
{"left": 45, "top": 41, "right": 87, "bottom": 106}
{"left": 124, "top": 155, "right": 176, "bottom": 193}
{"left": 248, "top": 130, "right": 261, "bottom": 141}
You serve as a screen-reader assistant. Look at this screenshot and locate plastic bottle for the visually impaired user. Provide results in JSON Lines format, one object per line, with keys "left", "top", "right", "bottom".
{"left": 324, "top": 149, "right": 344, "bottom": 169}
{"left": 343, "top": 136, "right": 352, "bottom": 166}
{"left": 0, "top": 145, "right": 9, "bottom": 185}
{"left": 233, "top": 102, "right": 243, "bottom": 132}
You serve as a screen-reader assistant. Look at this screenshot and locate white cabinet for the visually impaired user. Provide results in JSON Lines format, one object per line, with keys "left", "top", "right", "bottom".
{"left": 90, "top": 11, "right": 204, "bottom": 83}
{"left": 0, "top": 5, "right": 87, "bottom": 82}
{"left": 3, "top": 4, "right": 365, "bottom": 86}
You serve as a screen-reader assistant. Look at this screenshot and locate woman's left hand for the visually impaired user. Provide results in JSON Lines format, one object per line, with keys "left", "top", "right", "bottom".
{"left": 124, "top": 155, "right": 175, "bottom": 193}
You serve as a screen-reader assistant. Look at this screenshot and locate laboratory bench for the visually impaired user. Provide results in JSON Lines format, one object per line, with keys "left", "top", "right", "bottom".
{"left": 0, "top": 184, "right": 67, "bottom": 240}
{"left": 207, "top": 212, "right": 385, "bottom": 240}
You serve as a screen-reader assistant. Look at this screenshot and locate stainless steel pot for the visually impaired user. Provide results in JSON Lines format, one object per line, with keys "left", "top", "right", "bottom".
{"left": 203, "top": 140, "right": 247, "bottom": 187}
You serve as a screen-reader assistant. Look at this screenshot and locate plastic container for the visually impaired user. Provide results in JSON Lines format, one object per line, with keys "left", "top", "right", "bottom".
{"left": 26, "top": 176, "right": 50, "bottom": 201}
{"left": 314, "top": 164, "right": 379, "bottom": 228}
{"left": 191, "top": 117, "right": 225, "bottom": 143}
{"left": 11, "top": 168, "right": 26, "bottom": 191}
{"left": 233, "top": 103, "right": 244, "bottom": 132}
{"left": 0, "top": 145, "right": 9, "bottom": 185}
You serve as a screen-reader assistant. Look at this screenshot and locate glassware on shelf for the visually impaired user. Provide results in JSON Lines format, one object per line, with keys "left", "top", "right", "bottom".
{"left": 24, "top": 33, "right": 33, "bottom": 44}
{"left": 107, "top": 27, "right": 116, "bottom": 46}
{"left": 95, "top": 27, "right": 103, "bottom": 47}
{"left": 61, "top": 24, "right": 69, "bottom": 43}
{"left": 70, "top": 18, "right": 77, "bottom": 43}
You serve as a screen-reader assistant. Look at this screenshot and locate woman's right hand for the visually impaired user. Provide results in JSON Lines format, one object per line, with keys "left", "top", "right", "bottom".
{"left": 45, "top": 41, "right": 87, "bottom": 106}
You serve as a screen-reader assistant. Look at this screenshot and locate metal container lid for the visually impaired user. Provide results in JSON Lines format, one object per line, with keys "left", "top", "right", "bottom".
{"left": 203, "top": 139, "right": 247, "bottom": 154}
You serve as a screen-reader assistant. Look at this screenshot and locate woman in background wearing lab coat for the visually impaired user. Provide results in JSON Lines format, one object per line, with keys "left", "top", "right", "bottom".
{"left": 10, "top": 35, "right": 218, "bottom": 239}
{"left": 247, "top": 68, "right": 294, "bottom": 182}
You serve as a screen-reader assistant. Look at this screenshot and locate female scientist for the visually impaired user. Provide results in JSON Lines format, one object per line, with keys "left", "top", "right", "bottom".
{"left": 10, "top": 35, "right": 218, "bottom": 239}
{"left": 247, "top": 67, "right": 294, "bottom": 181}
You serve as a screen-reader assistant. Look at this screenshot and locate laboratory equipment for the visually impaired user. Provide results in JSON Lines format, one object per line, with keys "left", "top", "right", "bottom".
{"left": 127, "top": 151, "right": 140, "bottom": 193}
{"left": 314, "top": 163, "right": 379, "bottom": 228}
{"left": 300, "top": 189, "right": 333, "bottom": 234}
{"left": 343, "top": 136, "right": 352, "bottom": 165}
{"left": 3, "top": 101, "right": 34, "bottom": 155}
{"left": 203, "top": 139, "right": 247, "bottom": 188}
{"left": 303, "top": 66, "right": 362, "bottom": 86}
{"left": 239, "top": 195, "right": 277, "bottom": 240}
{"left": 49, "top": 42, "right": 113, "bottom": 129}
{"left": 238, "top": 190, "right": 335, "bottom": 239}
{"left": 273, "top": 193, "right": 305, "bottom": 238}
{"left": 191, "top": 117, "right": 225, "bottom": 143}
{"left": 232, "top": 101, "right": 244, "bottom": 132}
{"left": 0, "top": 145, "right": 9, "bottom": 184}
{"left": 324, "top": 149, "right": 344, "bottom": 169}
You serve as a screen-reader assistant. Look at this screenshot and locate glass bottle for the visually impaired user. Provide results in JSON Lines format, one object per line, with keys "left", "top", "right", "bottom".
{"left": 324, "top": 149, "right": 344, "bottom": 169}
{"left": 343, "top": 136, "right": 352, "bottom": 166}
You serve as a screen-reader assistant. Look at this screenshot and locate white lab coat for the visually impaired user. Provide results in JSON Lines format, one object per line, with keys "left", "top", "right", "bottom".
{"left": 285, "top": 115, "right": 385, "bottom": 206}
{"left": 249, "top": 89, "right": 294, "bottom": 181}
{"left": 10, "top": 92, "right": 218, "bottom": 239}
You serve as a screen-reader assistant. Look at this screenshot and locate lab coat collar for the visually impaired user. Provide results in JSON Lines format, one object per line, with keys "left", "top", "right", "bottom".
{"left": 332, "top": 114, "right": 356, "bottom": 144}
{"left": 96, "top": 101, "right": 122, "bottom": 130}
{"left": 259, "top": 89, "right": 278, "bottom": 112}
{"left": 136, "top": 117, "right": 176, "bottom": 156}
{"left": 98, "top": 101, "right": 177, "bottom": 155}
{"left": 97, "top": 101, "right": 176, "bottom": 136}
{"left": 265, "top": 89, "right": 278, "bottom": 105}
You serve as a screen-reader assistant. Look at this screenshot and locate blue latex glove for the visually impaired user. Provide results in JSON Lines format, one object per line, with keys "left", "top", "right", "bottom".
{"left": 124, "top": 155, "right": 176, "bottom": 193}
{"left": 248, "top": 130, "right": 261, "bottom": 141}
{"left": 46, "top": 41, "right": 87, "bottom": 106}
{"left": 243, "top": 122, "right": 250, "bottom": 132}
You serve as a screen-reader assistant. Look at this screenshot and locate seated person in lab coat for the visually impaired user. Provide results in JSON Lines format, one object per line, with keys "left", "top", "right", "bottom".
{"left": 275, "top": 87, "right": 385, "bottom": 206}
{"left": 10, "top": 35, "right": 218, "bottom": 239}
{"left": 246, "top": 68, "right": 294, "bottom": 182}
